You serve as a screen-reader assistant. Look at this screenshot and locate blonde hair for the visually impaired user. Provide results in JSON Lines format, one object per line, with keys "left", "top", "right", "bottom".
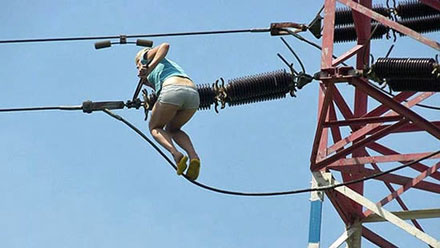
{"left": 135, "top": 47, "right": 151, "bottom": 65}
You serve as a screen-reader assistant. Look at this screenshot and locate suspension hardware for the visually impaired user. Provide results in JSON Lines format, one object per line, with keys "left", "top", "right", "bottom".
{"left": 395, "top": 0, "right": 440, "bottom": 20}
{"left": 334, "top": 23, "right": 389, "bottom": 43}
{"left": 130, "top": 68, "right": 312, "bottom": 117}
{"left": 335, "top": 4, "right": 390, "bottom": 26}
{"left": 329, "top": 1, "right": 440, "bottom": 43}
{"left": 373, "top": 58, "right": 440, "bottom": 79}
{"left": 397, "top": 15, "right": 440, "bottom": 36}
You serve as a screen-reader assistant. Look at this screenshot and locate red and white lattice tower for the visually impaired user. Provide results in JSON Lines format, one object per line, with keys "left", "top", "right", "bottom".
{"left": 307, "top": 0, "right": 440, "bottom": 247}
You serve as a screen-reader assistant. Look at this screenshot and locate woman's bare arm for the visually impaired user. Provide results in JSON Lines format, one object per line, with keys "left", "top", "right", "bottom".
{"left": 146, "top": 43, "right": 169, "bottom": 72}
{"left": 137, "top": 43, "right": 170, "bottom": 90}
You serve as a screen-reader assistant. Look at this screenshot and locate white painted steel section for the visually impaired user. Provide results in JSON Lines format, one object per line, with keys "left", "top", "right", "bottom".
{"left": 329, "top": 227, "right": 357, "bottom": 248}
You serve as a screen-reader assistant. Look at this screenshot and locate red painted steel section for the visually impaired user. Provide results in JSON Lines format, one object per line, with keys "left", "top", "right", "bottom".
{"left": 363, "top": 162, "right": 440, "bottom": 218}
{"left": 326, "top": 190, "right": 358, "bottom": 224}
{"left": 327, "top": 91, "right": 431, "bottom": 156}
{"left": 351, "top": 78, "right": 440, "bottom": 139}
{"left": 321, "top": 0, "right": 337, "bottom": 69}
{"left": 327, "top": 153, "right": 440, "bottom": 167}
{"left": 318, "top": 102, "right": 331, "bottom": 159}
{"left": 326, "top": 114, "right": 403, "bottom": 156}
{"left": 363, "top": 92, "right": 416, "bottom": 118}
{"left": 329, "top": 103, "right": 344, "bottom": 149}
{"left": 360, "top": 148, "right": 426, "bottom": 230}
{"left": 332, "top": 86, "right": 354, "bottom": 118}
{"left": 364, "top": 92, "right": 435, "bottom": 120}
{"left": 367, "top": 142, "right": 440, "bottom": 181}
{"left": 332, "top": 44, "right": 364, "bottom": 66}
{"left": 362, "top": 227, "right": 398, "bottom": 248}
{"left": 324, "top": 115, "right": 402, "bottom": 127}
{"left": 332, "top": 166, "right": 440, "bottom": 194}
{"left": 315, "top": 120, "right": 408, "bottom": 169}
{"left": 373, "top": 121, "right": 440, "bottom": 134}
{"left": 368, "top": 161, "right": 425, "bottom": 231}
{"left": 352, "top": 0, "right": 370, "bottom": 128}
{"left": 310, "top": 84, "right": 333, "bottom": 166}
{"left": 351, "top": 147, "right": 427, "bottom": 230}
{"left": 312, "top": 0, "right": 337, "bottom": 169}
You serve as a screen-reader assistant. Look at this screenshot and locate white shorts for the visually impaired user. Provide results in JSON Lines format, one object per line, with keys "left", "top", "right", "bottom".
{"left": 158, "top": 85, "right": 200, "bottom": 110}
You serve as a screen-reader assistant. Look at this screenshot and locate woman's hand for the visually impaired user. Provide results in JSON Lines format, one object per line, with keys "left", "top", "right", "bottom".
{"left": 137, "top": 63, "right": 153, "bottom": 79}
{"left": 137, "top": 64, "right": 147, "bottom": 78}
{"left": 142, "top": 78, "right": 154, "bottom": 88}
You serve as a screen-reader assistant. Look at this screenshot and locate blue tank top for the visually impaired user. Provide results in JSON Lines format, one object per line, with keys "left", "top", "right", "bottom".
{"left": 147, "top": 58, "right": 190, "bottom": 94}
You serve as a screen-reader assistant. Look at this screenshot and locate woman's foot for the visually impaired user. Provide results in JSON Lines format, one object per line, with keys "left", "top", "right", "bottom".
{"left": 173, "top": 152, "right": 188, "bottom": 176}
{"left": 186, "top": 158, "right": 200, "bottom": 181}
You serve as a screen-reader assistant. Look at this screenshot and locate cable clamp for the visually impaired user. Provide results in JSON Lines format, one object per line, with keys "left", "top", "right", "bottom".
{"left": 82, "top": 100, "right": 125, "bottom": 113}
{"left": 270, "top": 22, "right": 307, "bottom": 36}
{"left": 119, "top": 34, "right": 127, "bottom": 44}
{"left": 125, "top": 98, "right": 142, "bottom": 109}
{"left": 141, "top": 90, "right": 158, "bottom": 121}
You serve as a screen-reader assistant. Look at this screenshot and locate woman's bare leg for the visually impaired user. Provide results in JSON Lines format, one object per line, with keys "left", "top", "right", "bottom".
{"left": 165, "top": 109, "right": 199, "bottom": 160}
{"left": 166, "top": 108, "right": 200, "bottom": 180}
{"left": 148, "top": 102, "right": 184, "bottom": 163}
{"left": 170, "top": 130, "right": 199, "bottom": 160}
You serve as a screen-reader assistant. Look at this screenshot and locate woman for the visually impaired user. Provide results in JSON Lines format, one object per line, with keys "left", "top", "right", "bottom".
{"left": 135, "top": 43, "right": 201, "bottom": 181}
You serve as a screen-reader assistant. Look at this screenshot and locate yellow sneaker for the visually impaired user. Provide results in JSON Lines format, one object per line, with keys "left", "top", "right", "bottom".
{"left": 176, "top": 156, "right": 188, "bottom": 175}
{"left": 186, "top": 159, "right": 200, "bottom": 181}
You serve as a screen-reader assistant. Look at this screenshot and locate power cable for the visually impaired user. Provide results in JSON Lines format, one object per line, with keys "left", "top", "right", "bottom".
{"left": 413, "top": 103, "right": 440, "bottom": 111}
{"left": 0, "top": 105, "right": 82, "bottom": 112}
{"left": 0, "top": 11, "right": 437, "bottom": 195}
{"left": 0, "top": 100, "right": 127, "bottom": 113}
{"left": 102, "top": 108, "right": 440, "bottom": 197}
{"left": 0, "top": 103, "right": 438, "bottom": 196}
{"left": 0, "top": 28, "right": 271, "bottom": 45}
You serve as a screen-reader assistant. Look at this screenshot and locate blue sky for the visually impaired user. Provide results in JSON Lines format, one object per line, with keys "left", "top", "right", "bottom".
{"left": 0, "top": 0, "right": 439, "bottom": 247}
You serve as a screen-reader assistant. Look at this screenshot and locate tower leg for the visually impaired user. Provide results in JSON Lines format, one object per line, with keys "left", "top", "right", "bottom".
{"left": 308, "top": 174, "right": 324, "bottom": 248}
{"left": 346, "top": 221, "right": 362, "bottom": 248}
